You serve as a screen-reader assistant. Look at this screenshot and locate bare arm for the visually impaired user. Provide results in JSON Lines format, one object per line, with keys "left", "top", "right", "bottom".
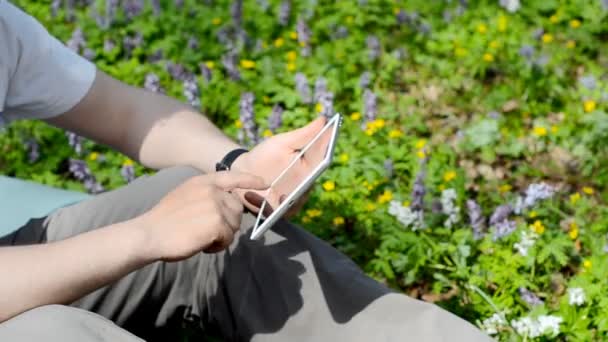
{"left": 46, "top": 70, "right": 242, "bottom": 173}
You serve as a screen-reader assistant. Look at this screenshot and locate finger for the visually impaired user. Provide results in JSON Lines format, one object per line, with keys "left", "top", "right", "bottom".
{"left": 220, "top": 193, "right": 243, "bottom": 231}
{"left": 212, "top": 171, "right": 269, "bottom": 191}
{"left": 244, "top": 191, "right": 275, "bottom": 217}
{"left": 204, "top": 224, "right": 235, "bottom": 253}
{"left": 280, "top": 116, "right": 326, "bottom": 149}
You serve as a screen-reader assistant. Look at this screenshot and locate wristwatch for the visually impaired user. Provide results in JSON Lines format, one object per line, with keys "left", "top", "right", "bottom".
{"left": 215, "top": 148, "right": 249, "bottom": 172}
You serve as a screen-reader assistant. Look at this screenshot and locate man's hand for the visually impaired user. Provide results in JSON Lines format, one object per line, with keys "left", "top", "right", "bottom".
{"left": 134, "top": 171, "right": 268, "bottom": 260}
{"left": 231, "top": 116, "right": 328, "bottom": 217}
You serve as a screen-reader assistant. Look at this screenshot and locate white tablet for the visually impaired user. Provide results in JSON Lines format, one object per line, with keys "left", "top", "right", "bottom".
{"left": 250, "top": 113, "right": 342, "bottom": 240}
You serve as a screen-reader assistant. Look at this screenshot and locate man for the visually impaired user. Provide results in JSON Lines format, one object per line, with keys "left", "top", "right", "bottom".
{"left": 0, "top": 1, "right": 492, "bottom": 341}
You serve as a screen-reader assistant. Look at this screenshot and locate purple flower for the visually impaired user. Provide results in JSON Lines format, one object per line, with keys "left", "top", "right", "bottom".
{"left": 602, "top": 0, "right": 608, "bottom": 11}
{"left": 144, "top": 73, "right": 164, "bottom": 93}
{"left": 393, "top": 48, "right": 408, "bottom": 60}
{"left": 318, "top": 91, "right": 334, "bottom": 118}
{"left": 83, "top": 178, "right": 105, "bottom": 194}
{"left": 269, "top": 104, "right": 284, "bottom": 133}
{"left": 333, "top": 26, "right": 349, "bottom": 39}
{"left": 68, "top": 159, "right": 91, "bottom": 181}
{"left": 278, "top": 0, "right": 291, "bottom": 26}
{"left": 122, "top": 0, "right": 144, "bottom": 20}
{"left": 313, "top": 77, "right": 327, "bottom": 103}
{"left": 183, "top": 78, "right": 201, "bottom": 108}
{"left": 295, "top": 73, "right": 312, "bottom": 104}
{"left": 66, "top": 131, "right": 83, "bottom": 155}
{"left": 151, "top": 0, "right": 161, "bottom": 15}
{"left": 493, "top": 219, "right": 517, "bottom": 240}
{"left": 148, "top": 49, "right": 164, "bottom": 64}
{"left": 297, "top": 19, "right": 312, "bottom": 56}
{"left": 515, "top": 183, "right": 555, "bottom": 214}
{"left": 239, "top": 92, "right": 258, "bottom": 146}
{"left": 518, "top": 45, "right": 534, "bottom": 60}
{"left": 363, "top": 89, "right": 377, "bottom": 123}
{"left": 121, "top": 164, "right": 136, "bottom": 183}
{"left": 222, "top": 52, "right": 241, "bottom": 81}
{"left": 174, "top": 0, "right": 184, "bottom": 8}
{"left": 366, "top": 35, "right": 381, "bottom": 61}
{"left": 466, "top": 199, "right": 486, "bottom": 239}
{"left": 123, "top": 32, "right": 143, "bottom": 58}
{"left": 187, "top": 37, "right": 200, "bottom": 50}
{"left": 199, "top": 63, "right": 212, "bottom": 82}
{"left": 94, "top": 0, "right": 118, "bottom": 29}
{"left": 359, "top": 72, "right": 371, "bottom": 90}
{"left": 25, "top": 139, "right": 39, "bottom": 163}
{"left": 67, "top": 27, "right": 86, "bottom": 54}
{"left": 410, "top": 163, "right": 426, "bottom": 212}
{"left": 579, "top": 75, "right": 597, "bottom": 90}
{"left": 83, "top": 48, "right": 95, "bottom": 61}
{"left": 103, "top": 39, "right": 116, "bottom": 53}
{"left": 231, "top": 0, "right": 243, "bottom": 29}
{"left": 384, "top": 159, "right": 394, "bottom": 179}
{"left": 166, "top": 62, "right": 189, "bottom": 81}
{"left": 532, "top": 28, "right": 544, "bottom": 40}
{"left": 490, "top": 204, "right": 513, "bottom": 226}
{"left": 519, "top": 287, "right": 543, "bottom": 306}
{"left": 51, "top": 0, "right": 61, "bottom": 17}
{"left": 257, "top": 0, "right": 269, "bottom": 11}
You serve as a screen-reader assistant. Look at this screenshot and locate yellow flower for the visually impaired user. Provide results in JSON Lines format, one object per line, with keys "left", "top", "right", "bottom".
{"left": 489, "top": 40, "right": 500, "bottom": 49}
{"left": 212, "top": 17, "right": 222, "bottom": 25}
{"left": 531, "top": 220, "right": 545, "bottom": 234}
{"left": 362, "top": 180, "right": 374, "bottom": 191}
{"left": 477, "top": 23, "right": 487, "bottom": 34}
{"left": 570, "top": 19, "right": 581, "bottom": 28}
{"left": 528, "top": 211, "right": 537, "bottom": 218}
{"left": 302, "top": 216, "right": 311, "bottom": 223}
{"left": 377, "top": 190, "right": 393, "bottom": 204}
{"left": 443, "top": 171, "right": 457, "bottom": 182}
{"left": 88, "top": 152, "right": 99, "bottom": 161}
{"left": 338, "top": 153, "right": 349, "bottom": 163}
{"left": 584, "top": 100, "right": 596, "bottom": 113}
{"left": 583, "top": 259, "right": 592, "bottom": 269}
{"left": 566, "top": 40, "right": 576, "bottom": 49}
{"left": 389, "top": 129, "right": 403, "bottom": 138}
{"left": 350, "top": 112, "right": 361, "bottom": 120}
{"left": 542, "top": 33, "right": 553, "bottom": 44}
{"left": 306, "top": 209, "right": 322, "bottom": 218}
{"left": 533, "top": 126, "right": 547, "bottom": 137}
{"left": 417, "top": 150, "right": 426, "bottom": 159}
{"left": 438, "top": 184, "right": 446, "bottom": 191}
{"left": 393, "top": 7, "right": 401, "bottom": 15}
{"left": 499, "top": 184, "right": 512, "bottom": 193}
{"left": 333, "top": 216, "right": 345, "bottom": 225}
{"left": 262, "top": 129, "right": 273, "bottom": 138}
{"left": 402, "top": 200, "right": 410, "bottom": 207}
{"left": 454, "top": 47, "right": 467, "bottom": 57}
{"left": 315, "top": 103, "right": 323, "bottom": 113}
{"left": 322, "top": 180, "right": 335, "bottom": 192}
{"left": 551, "top": 125, "right": 559, "bottom": 134}
{"left": 582, "top": 187, "right": 594, "bottom": 195}
{"left": 549, "top": 14, "right": 559, "bottom": 23}
{"left": 569, "top": 222, "right": 579, "bottom": 240}
{"left": 286, "top": 62, "right": 296, "bottom": 72}
{"left": 497, "top": 15, "right": 507, "bottom": 32}
{"left": 205, "top": 61, "right": 215, "bottom": 69}
{"left": 240, "top": 60, "right": 256, "bottom": 69}
{"left": 371, "top": 118, "right": 385, "bottom": 129}
{"left": 274, "top": 37, "right": 284, "bottom": 47}
{"left": 483, "top": 53, "right": 494, "bottom": 62}
{"left": 123, "top": 159, "right": 134, "bottom": 167}
{"left": 415, "top": 139, "right": 427, "bottom": 149}
{"left": 365, "top": 127, "right": 376, "bottom": 136}
{"left": 570, "top": 192, "right": 581, "bottom": 204}
{"left": 235, "top": 119, "right": 243, "bottom": 128}
{"left": 365, "top": 203, "right": 377, "bottom": 211}
{"left": 286, "top": 51, "right": 297, "bottom": 61}
{"left": 289, "top": 31, "right": 298, "bottom": 40}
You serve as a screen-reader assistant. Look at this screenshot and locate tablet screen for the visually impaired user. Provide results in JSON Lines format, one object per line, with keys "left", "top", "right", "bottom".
{"left": 251, "top": 114, "right": 341, "bottom": 239}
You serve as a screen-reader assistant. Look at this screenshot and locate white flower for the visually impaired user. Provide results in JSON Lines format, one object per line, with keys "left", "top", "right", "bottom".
{"left": 568, "top": 287, "right": 586, "bottom": 306}
{"left": 440, "top": 188, "right": 460, "bottom": 228}
{"left": 499, "top": 0, "right": 521, "bottom": 13}
{"left": 514, "top": 230, "right": 538, "bottom": 256}
{"left": 388, "top": 201, "right": 424, "bottom": 230}
{"left": 480, "top": 313, "right": 507, "bottom": 335}
{"left": 512, "top": 315, "right": 562, "bottom": 338}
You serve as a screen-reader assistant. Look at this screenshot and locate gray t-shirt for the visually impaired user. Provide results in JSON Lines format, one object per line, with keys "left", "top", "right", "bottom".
{"left": 0, "top": 0, "right": 96, "bottom": 127}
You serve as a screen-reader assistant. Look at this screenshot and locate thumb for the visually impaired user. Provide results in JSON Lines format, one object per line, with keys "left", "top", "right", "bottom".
{"left": 212, "top": 171, "right": 269, "bottom": 191}
{"left": 282, "top": 116, "right": 326, "bottom": 149}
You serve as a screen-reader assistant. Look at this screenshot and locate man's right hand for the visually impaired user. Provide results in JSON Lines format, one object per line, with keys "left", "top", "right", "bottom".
{"left": 133, "top": 171, "right": 269, "bottom": 262}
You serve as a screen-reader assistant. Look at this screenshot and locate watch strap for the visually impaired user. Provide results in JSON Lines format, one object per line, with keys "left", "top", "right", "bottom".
{"left": 215, "top": 148, "right": 249, "bottom": 171}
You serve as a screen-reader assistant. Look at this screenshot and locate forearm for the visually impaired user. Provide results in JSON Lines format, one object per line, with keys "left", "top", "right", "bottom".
{"left": 0, "top": 220, "right": 151, "bottom": 323}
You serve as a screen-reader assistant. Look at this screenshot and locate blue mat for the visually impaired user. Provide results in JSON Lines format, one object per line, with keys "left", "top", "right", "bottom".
{"left": 0, "top": 176, "right": 89, "bottom": 236}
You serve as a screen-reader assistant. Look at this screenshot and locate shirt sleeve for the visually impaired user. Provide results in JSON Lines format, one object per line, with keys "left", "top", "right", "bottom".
{"left": 0, "top": 0, "right": 96, "bottom": 124}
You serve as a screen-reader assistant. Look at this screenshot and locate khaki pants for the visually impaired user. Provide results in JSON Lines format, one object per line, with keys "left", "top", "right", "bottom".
{"left": 0, "top": 166, "right": 492, "bottom": 341}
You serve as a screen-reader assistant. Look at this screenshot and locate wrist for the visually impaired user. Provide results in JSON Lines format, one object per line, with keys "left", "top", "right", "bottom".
{"left": 124, "top": 217, "right": 159, "bottom": 264}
